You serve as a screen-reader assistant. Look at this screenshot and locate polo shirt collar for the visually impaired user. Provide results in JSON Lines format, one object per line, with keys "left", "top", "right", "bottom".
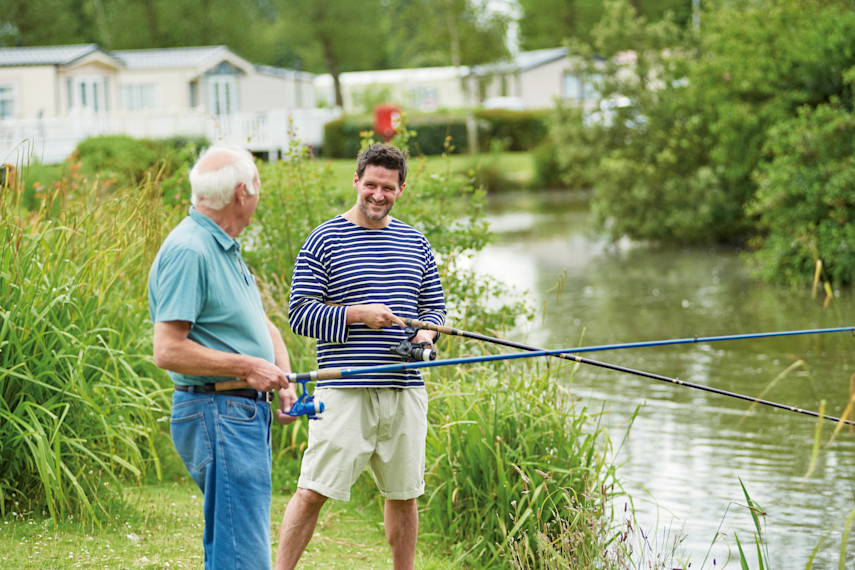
{"left": 188, "top": 207, "right": 239, "bottom": 252}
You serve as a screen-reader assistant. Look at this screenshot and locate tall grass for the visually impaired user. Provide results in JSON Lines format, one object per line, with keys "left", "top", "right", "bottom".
{"left": 0, "top": 159, "right": 175, "bottom": 524}
{"left": 421, "top": 358, "right": 624, "bottom": 568}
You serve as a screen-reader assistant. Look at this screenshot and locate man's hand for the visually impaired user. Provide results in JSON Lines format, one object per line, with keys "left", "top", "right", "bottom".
{"left": 244, "top": 356, "right": 291, "bottom": 392}
{"left": 275, "top": 384, "right": 299, "bottom": 425}
{"left": 346, "top": 304, "right": 407, "bottom": 329}
{"left": 411, "top": 329, "right": 437, "bottom": 347}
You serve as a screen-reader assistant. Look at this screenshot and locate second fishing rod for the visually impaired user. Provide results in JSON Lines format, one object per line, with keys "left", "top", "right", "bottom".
{"left": 403, "top": 318, "right": 855, "bottom": 427}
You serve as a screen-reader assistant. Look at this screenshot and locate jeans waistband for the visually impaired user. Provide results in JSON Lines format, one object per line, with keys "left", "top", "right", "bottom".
{"left": 174, "top": 384, "right": 274, "bottom": 403}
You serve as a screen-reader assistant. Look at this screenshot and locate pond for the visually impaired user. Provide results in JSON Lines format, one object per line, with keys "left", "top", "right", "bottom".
{"left": 467, "top": 191, "right": 855, "bottom": 568}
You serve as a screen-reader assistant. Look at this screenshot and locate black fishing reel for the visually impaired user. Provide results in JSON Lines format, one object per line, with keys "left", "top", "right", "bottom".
{"left": 390, "top": 326, "right": 436, "bottom": 362}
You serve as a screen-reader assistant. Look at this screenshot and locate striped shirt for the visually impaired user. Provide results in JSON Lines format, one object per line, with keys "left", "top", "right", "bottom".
{"left": 289, "top": 215, "right": 446, "bottom": 388}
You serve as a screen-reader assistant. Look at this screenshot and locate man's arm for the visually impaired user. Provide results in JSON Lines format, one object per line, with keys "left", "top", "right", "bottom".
{"left": 153, "top": 320, "right": 289, "bottom": 392}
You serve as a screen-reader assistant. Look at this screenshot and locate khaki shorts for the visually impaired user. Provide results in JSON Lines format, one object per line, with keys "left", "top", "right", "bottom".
{"left": 297, "top": 387, "right": 428, "bottom": 501}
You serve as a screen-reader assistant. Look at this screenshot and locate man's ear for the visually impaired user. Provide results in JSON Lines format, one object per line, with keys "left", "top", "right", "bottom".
{"left": 234, "top": 183, "right": 248, "bottom": 204}
{"left": 353, "top": 172, "right": 359, "bottom": 188}
{"left": 397, "top": 183, "right": 405, "bottom": 197}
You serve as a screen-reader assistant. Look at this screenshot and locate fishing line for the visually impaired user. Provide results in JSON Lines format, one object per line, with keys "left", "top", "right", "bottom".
{"left": 402, "top": 319, "right": 855, "bottom": 427}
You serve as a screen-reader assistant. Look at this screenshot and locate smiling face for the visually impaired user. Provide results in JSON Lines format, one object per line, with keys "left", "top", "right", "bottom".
{"left": 352, "top": 164, "right": 405, "bottom": 228}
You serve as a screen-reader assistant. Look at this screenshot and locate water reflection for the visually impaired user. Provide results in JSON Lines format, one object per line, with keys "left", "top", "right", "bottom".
{"left": 468, "top": 191, "right": 855, "bottom": 568}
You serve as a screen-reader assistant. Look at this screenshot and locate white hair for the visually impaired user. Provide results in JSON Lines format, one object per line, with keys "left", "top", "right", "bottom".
{"left": 189, "top": 144, "right": 257, "bottom": 210}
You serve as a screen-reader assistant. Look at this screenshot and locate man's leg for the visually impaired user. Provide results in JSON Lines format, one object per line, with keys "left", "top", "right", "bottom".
{"left": 275, "top": 488, "right": 328, "bottom": 570}
{"left": 384, "top": 498, "right": 418, "bottom": 570}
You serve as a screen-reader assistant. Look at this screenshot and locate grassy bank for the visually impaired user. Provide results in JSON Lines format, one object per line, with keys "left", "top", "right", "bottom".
{"left": 0, "top": 480, "right": 459, "bottom": 569}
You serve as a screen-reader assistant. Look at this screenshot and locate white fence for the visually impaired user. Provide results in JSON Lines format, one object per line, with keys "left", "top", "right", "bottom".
{"left": 0, "top": 107, "right": 341, "bottom": 166}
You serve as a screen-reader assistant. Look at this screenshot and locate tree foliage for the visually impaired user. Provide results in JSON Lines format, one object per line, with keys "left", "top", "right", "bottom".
{"left": 383, "top": 0, "right": 510, "bottom": 69}
{"left": 517, "top": 0, "right": 692, "bottom": 49}
{"left": 749, "top": 85, "right": 855, "bottom": 287}
{"left": 549, "top": 0, "right": 855, "bottom": 285}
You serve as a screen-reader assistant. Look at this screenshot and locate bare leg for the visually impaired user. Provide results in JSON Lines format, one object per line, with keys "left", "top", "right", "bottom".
{"left": 384, "top": 498, "right": 418, "bottom": 570}
{"left": 275, "top": 488, "right": 328, "bottom": 570}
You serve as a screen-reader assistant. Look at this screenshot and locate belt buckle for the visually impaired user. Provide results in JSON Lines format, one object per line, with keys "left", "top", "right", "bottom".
{"left": 260, "top": 391, "right": 274, "bottom": 403}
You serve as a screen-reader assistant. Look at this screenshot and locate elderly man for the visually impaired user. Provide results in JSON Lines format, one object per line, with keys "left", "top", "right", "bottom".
{"left": 148, "top": 144, "right": 296, "bottom": 569}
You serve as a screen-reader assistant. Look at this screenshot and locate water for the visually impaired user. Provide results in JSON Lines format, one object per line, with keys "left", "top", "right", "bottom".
{"left": 467, "top": 191, "right": 855, "bottom": 568}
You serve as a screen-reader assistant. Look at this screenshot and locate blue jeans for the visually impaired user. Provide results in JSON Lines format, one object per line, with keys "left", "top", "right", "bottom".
{"left": 170, "top": 390, "right": 273, "bottom": 570}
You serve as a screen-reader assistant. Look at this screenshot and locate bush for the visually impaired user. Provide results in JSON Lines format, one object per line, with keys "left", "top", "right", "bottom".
{"left": 322, "top": 116, "right": 372, "bottom": 159}
{"left": 475, "top": 109, "right": 549, "bottom": 152}
{"left": 749, "top": 93, "right": 855, "bottom": 287}
{"left": 75, "top": 135, "right": 165, "bottom": 182}
{"left": 74, "top": 135, "right": 207, "bottom": 192}
{"left": 322, "top": 110, "right": 550, "bottom": 158}
{"left": 531, "top": 140, "right": 567, "bottom": 189}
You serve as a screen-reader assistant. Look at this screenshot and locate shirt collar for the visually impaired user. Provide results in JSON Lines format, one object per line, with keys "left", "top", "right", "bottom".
{"left": 189, "top": 207, "right": 239, "bottom": 252}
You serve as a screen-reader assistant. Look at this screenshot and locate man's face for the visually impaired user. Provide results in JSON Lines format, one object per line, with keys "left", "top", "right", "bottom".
{"left": 353, "top": 164, "right": 404, "bottom": 227}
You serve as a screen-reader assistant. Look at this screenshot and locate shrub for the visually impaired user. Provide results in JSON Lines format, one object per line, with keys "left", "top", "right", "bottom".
{"left": 475, "top": 109, "right": 549, "bottom": 152}
{"left": 749, "top": 93, "right": 855, "bottom": 287}
{"left": 75, "top": 135, "right": 165, "bottom": 182}
{"left": 322, "top": 116, "right": 372, "bottom": 158}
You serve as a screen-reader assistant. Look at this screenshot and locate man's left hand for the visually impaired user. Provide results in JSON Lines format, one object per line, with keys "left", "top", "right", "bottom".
{"left": 275, "top": 384, "right": 299, "bottom": 425}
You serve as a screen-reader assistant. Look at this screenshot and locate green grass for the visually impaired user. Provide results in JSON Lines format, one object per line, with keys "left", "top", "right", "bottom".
{"left": 0, "top": 479, "right": 463, "bottom": 569}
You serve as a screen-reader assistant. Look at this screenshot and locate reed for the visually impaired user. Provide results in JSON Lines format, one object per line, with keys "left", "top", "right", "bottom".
{"left": 0, "top": 161, "right": 175, "bottom": 524}
{"left": 420, "top": 358, "right": 624, "bottom": 568}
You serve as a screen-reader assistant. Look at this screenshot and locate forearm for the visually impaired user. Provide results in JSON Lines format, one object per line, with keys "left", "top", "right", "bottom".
{"left": 154, "top": 334, "right": 255, "bottom": 378}
{"left": 289, "top": 298, "right": 348, "bottom": 343}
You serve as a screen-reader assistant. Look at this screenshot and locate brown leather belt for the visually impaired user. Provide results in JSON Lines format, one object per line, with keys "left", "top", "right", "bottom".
{"left": 174, "top": 382, "right": 273, "bottom": 403}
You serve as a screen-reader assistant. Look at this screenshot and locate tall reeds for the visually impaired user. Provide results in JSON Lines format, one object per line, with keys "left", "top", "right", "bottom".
{"left": 0, "top": 160, "right": 175, "bottom": 524}
{"left": 421, "top": 359, "right": 623, "bottom": 567}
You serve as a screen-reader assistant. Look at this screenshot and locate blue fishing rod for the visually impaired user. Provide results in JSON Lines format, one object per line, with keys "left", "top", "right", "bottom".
{"left": 404, "top": 319, "right": 855, "bottom": 356}
{"left": 399, "top": 319, "right": 855, "bottom": 427}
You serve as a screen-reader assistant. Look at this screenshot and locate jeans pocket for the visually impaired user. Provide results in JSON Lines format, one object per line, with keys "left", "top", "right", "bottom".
{"left": 171, "top": 409, "right": 214, "bottom": 474}
{"left": 222, "top": 398, "right": 258, "bottom": 422}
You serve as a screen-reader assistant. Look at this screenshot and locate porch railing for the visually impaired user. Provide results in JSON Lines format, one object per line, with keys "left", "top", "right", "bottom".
{"left": 0, "top": 107, "right": 341, "bottom": 166}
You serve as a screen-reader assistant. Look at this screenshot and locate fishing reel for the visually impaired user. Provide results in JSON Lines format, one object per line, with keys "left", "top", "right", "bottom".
{"left": 390, "top": 326, "right": 436, "bottom": 362}
{"left": 285, "top": 377, "right": 324, "bottom": 420}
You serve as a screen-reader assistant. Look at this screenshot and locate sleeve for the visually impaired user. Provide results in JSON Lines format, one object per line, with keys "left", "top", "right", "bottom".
{"left": 417, "top": 238, "right": 446, "bottom": 329}
{"left": 288, "top": 241, "right": 349, "bottom": 344}
{"left": 149, "top": 247, "right": 206, "bottom": 324}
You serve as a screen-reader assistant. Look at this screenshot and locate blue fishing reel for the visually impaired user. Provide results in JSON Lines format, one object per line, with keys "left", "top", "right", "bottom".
{"left": 286, "top": 377, "right": 324, "bottom": 420}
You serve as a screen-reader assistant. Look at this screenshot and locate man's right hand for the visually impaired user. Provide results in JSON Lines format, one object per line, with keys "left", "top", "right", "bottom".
{"left": 245, "top": 356, "right": 290, "bottom": 392}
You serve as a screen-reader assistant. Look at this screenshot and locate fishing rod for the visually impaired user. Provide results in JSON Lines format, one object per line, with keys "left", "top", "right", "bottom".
{"left": 403, "top": 318, "right": 855, "bottom": 427}
{"left": 405, "top": 319, "right": 855, "bottom": 356}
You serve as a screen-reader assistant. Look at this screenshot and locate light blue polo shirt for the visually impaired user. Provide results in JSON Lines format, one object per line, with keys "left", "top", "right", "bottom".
{"left": 147, "top": 207, "right": 275, "bottom": 386}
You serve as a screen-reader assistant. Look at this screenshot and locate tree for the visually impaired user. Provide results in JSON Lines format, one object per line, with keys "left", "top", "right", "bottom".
{"left": 517, "top": 0, "right": 692, "bottom": 49}
{"left": 383, "top": 0, "right": 510, "bottom": 69}
{"left": 98, "top": 0, "right": 278, "bottom": 62}
{"left": 1, "top": 0, "right": 94, "bottom": 46}
{"left": 750, "top": 91, "right": 855, "bottom": 287}
{"left": 548, "top": 0, "right": 855, "bottom": 284}
{"left": 268, "top": 0, "right": 387, "bottom": 108}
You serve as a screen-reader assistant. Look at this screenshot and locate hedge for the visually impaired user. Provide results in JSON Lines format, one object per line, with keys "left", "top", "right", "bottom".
{"left": 321, "top": 109, "right": 549, "bottom": 158}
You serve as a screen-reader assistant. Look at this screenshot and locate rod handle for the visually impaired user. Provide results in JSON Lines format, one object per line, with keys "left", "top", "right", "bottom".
{"left": 403, "top": 318, "right": 456, "bottom": 336}
{"left": 286, "top": 368, "right": 344, "bottom": 382}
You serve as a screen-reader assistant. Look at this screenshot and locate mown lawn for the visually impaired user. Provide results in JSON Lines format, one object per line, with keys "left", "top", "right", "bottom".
{"left": 2, "top": 480, "right": 463, "bottom": 569}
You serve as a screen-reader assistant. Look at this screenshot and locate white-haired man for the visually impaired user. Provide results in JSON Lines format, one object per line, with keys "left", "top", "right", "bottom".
{"left": 148, "top": 144, "right": 297, "bottom": 569}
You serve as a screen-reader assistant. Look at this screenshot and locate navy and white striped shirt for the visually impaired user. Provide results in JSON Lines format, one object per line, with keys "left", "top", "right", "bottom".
{"left": 289, "top": 215, "right": 446, "bottom": 388}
